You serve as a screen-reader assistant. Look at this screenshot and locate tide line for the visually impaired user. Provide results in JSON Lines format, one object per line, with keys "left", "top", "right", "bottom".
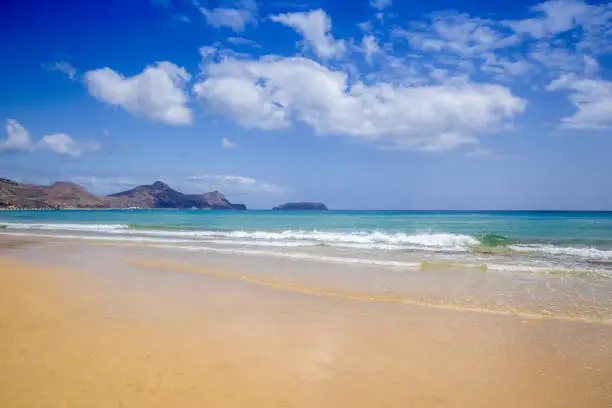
{"left": 125, "top": 258, "right": 612, "bottom": 326}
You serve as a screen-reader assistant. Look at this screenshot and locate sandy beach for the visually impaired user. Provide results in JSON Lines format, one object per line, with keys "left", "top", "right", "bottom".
{"left": 1, "top": 237, "right": 611, "bottom": 407}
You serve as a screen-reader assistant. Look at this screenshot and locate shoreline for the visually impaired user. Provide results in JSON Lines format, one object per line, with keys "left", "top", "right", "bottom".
{"left": 1, "top": 229, "right": 611, "bottom": 276}
{"left": 3, "top": 208, "right": 612, "bottom": 212}
{"left": 2, "top": 234, "right": 612, "bottom": 325}
{"left": 0, "top": 207, "right": 212, "bottom": 211}
{"left": 1, "top": 241, "right": 611, "bottom": 407}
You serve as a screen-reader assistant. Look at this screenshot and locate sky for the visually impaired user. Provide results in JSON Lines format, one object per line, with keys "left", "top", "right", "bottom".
{"left": 2, "top": 0, "right": 612, "bottom": 210}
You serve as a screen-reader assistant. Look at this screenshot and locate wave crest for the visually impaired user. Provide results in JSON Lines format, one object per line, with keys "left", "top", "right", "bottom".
{"left": 3, "top": 222, "right": 612, "bottom": 261}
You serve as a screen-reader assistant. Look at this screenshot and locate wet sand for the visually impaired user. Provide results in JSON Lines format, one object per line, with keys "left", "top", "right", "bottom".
{"left": 1, "top": 240, "right": 611, "bottom": 407}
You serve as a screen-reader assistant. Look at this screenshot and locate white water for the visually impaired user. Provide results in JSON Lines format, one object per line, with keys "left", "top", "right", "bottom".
{"left": 0, "top": 231, "right": 562, "bottom": 274}
{"left": 2, "top": 222, "right": 612, "bottom": 271}
{"left": 0, "top": 222, "right": 478, "bottom": 251}
{"left": 510, "top": 244, "right": 612, "bottom": 259}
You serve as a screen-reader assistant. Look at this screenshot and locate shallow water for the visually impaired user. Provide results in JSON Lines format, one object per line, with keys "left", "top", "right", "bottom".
{"left": 6, "top": 238, "right": 612, "bottom": 325}
{"left": 2, "top": 210, "right": 612, "bottom": 274}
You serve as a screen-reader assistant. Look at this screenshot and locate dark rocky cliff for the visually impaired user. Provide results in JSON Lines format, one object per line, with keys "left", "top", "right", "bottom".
{"left": 107, "top": 181, "right": 210, "bottom": 209}
{"left": 0, "top": 178, "right": 247, "bottom": 210}
{"left": 272, "top": 202, "right": 328, "bottom": 211}
{"left": 196, "top": 191, "right": 247, "bottom": 210}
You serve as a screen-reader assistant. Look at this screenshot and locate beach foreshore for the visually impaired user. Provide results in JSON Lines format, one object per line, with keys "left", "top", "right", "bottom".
{"left": 1, "top": 237, "right": 611, "bottom": 407}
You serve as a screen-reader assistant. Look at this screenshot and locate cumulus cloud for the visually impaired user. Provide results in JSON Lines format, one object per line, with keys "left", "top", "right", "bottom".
{"left": 38, "top": 133, "right": 100, "bottom": 157}
{"left": 0, "top": 119, "right": 34, "bottom": 152}
{"left": 84, "top": 62, "right": 192, "bottom": 125}
{"left": 221, "top": 137, "right": 238, "bottom": 148}
{"left": 270, "top": 9, "right": 346, "bottom": 59}
{"left": 194, "top": 56, "right": 525, "bottom": 151}
{"left": 81, "top": 1, "right": 612, "bottom": 143}
{"left": 547, "top": 74, "right": 612, "bottom": 129}
{"left": 198, "top": 0, "right": 257, "bottom": 32}
{"left": 193, "top": 58, "right": 290, "bottom": 130}
{"left": 0, "top": 119, "right": 99, "bottom": 157}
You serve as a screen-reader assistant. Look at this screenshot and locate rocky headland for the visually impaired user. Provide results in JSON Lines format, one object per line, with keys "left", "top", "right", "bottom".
{"left": 0, "top": 178, "right": 247, "bottom": 210}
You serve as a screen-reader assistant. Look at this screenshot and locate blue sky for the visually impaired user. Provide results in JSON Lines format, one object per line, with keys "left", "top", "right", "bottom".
{"left": 2, "top": 0, "right": 612, "bottom": 209}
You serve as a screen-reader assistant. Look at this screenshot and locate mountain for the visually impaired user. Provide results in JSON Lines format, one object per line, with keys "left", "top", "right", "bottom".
{"left": 197, "top": 191, "right": 247, "bottom": 210}
{"left": 273, "top": 202, "right": 328, "bottom": 211}
{"left": 0, "top": 178, "right": 247, "bottom": 210}
{"left": 0, "top": 179, "right": 107, "bottom": 209}
{"left": 107, "top": 181, "right": 210, "bottom": 209}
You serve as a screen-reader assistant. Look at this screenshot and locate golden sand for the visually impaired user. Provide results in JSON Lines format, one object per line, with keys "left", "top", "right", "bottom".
{"left": 1, "top": 254, "right": 611, "bottom": 407}
{"left": 125, "top": 258, "right": 612, "bottom": 325}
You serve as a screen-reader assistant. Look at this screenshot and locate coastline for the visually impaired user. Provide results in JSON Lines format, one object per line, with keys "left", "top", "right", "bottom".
{"left": 2, "top": 233, "right": 612, "bottom": 324}
{"left": 0, "top": 208, "right": 205, "bottom": 211}
{"left": 1, "top": 237, "right": 612, "bottom": 407}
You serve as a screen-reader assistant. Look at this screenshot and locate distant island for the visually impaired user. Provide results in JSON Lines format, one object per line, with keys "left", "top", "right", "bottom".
{"left": 0, "top": 178, "right": 246, "bottom": 210}
{"left": 273, "top": 202, "right": 328, "bottom": 211}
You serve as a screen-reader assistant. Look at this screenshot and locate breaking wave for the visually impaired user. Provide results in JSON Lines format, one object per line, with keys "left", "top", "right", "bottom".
{"left": 2, "top": 222, "right": 612, "bottom": 263}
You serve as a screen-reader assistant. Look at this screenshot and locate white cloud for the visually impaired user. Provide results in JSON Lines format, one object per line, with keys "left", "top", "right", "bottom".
{"left": 227, "top": 36, "right": 260, "bottom": 47}
{"left": 371, "top": 0, "right": 392, "bottom": 10}
{"left": 183, "top": 174, "right": 284, "bottom": 194}
{"left": 270, "top": 9, "right": 346, "bottom": 59}
{"left": 481, "top": 53, "right": 533, "bottom": 79}
{"left": 193, "top": 59, "right": 290, "bottom": 130}
{"left": 506, "top": 1, "right": 612, "bottom": 53}
{"left": 391, "top": 2, "right": 612, "bottom": 87}
{"left": 358, "top": 21, "right": 372, "bottom": 32}
{"left": 528, "top": 42, "right": 599, "bottom": 76}
{"left": 194, "top": 56, "right": 525, "bottom": 151}
{"left": 198, "top": 0, "right": 257, "bottom": 32}
{"left": 39, "top": 133, "right": 86, "bottom": 157}
{"left": 84, "top": 62, "right": 193, "bottom": 125}
{"left": 221, "top": 136, "right": 238, "bottom": 148}
{"left": 547, "top": 74, "right": 612, "bottom": 129}
{"left": 199, "top": 44, "right": 251, "bottom": 61}
{"left": 46, "top": 61, "right": 77, "bottom": 80}
{"left": 361, "top": 35, "right": 380, "bottom": 62}
{"left": 507, "top": 0, "right": 591, "bottom": 39}
{"left": 0, "top": 120, "right": 99, "bottom": 157}
{"left": 200, "top": 8, "right": 255, "bottom": 31}
{"left": 398, "top": 13, "right": 518, "bottom": 58}
{"left": 0, "top": 119, "right": 34, "bottom": 152}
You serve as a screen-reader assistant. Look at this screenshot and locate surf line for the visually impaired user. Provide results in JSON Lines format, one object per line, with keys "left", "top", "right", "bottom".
{"left": 124, "top": 258, "right": 612, "bottom": 327}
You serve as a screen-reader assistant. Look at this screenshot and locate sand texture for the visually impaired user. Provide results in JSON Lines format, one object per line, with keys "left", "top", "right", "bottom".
{"left": 1, "top": 244, "right": 611, "bottom": 407}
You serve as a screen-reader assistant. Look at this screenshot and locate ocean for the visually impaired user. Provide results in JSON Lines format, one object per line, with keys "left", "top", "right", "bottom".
{"left": 2, "top": 209, "right": 612, "bottom": 276}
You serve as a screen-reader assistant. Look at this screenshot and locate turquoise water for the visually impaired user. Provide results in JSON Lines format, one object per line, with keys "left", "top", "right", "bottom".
{"left": 2, "top": 210, "right": 612, "bottom": 273}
